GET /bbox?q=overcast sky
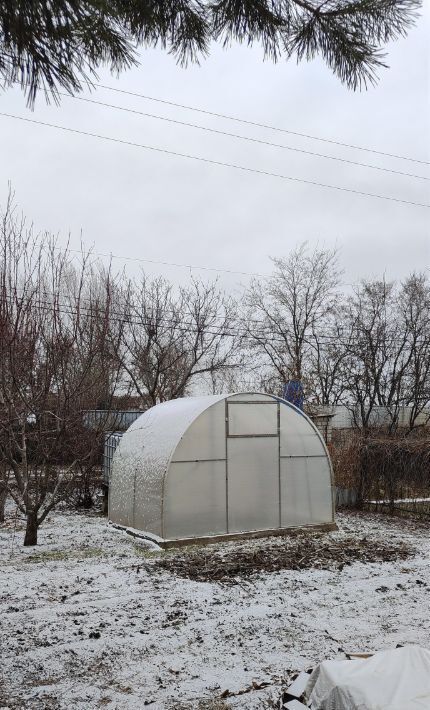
[0,6,429,295]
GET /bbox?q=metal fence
[84,410,144,432]
[326,405,430,430]
[103,432,123,485]
[335,486,358,507]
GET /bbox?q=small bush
[331,431,430,507]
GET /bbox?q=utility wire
[64,246,270,279]
[3,286,350,337]
[58,93,429,182]
[1,112,429,209]
[2,297,412,347]
[94,83,430,167]
[54,247,355,289]
[4,291,429,347]
[60,248,358,290]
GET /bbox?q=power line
[1,112,429,209]
[94,83,430,167]
[61,246,355,287]
[5,290,429,347]
[58,93,429,182]
[50,247,354,291]
[64,246,270,279]
[59,248,357,291]
[3,285,351,337]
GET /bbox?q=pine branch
[0,0,422,105]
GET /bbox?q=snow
[369,498,430,504]
[1,507,429,709]
[120,393,226,473]
[109,394,226,534]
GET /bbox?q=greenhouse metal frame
[109,392,336,546]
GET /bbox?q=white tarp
[306,646,430,710]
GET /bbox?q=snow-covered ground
[1,506,429,709]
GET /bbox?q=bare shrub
[359,435,430,508]
[331,431,430,509]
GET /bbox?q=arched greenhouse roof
[109,392,335,545]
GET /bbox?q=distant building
[308,404,430,440]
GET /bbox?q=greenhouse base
[112,521,338,548]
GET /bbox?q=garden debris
[155,534,414,584]
[220,678,273,698]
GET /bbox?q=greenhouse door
[226,401,280,533]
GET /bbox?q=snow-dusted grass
[1,506,429,709]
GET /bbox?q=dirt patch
[155,534,415,584]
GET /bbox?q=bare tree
[0,194,124,544]
[341,279,394,428]
[118,275,239,406]
[306,309,353,407]
[398,273,430,431]
[244,243,341,394]
[0,460,8,523]
[240,251,428,429]
[209,356,280,396]
[341,273,430,432]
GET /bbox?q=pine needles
[0,0,422,105]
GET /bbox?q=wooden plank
[111,521,337,549]
[161,523,337,548]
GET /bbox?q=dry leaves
[155,534,414,584]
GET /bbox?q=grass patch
[24,546,105,563]
[131,539,209,558]
[132,544,160,559]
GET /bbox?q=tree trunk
[0,482,7,523]
[24,510,38,546]
[101,484,109,516]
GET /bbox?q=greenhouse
[108,392,335,545]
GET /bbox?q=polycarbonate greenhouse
[108,392,335,545]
